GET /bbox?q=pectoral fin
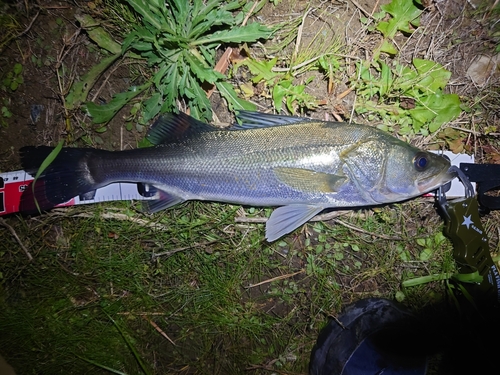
[266,204,325,242]
[274,167,347,193]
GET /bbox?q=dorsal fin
[233,111,312,130]
[146,112,217,145]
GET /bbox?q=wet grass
[0,199,458,374]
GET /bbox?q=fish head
[375,143,454,202]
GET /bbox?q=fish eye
[413,152,429,171]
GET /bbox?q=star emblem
[462,215,473,229]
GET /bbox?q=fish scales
[88,122,378,206]
[19,111,455,241]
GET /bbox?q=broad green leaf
[189,8,236,39]
[74,13,121,54]
[379,39,398,55]
[84,82,151,123]
[65,53,121,110]
[184,51,224,84]
[216,81,257,112]
[452,271,483,283]
[198,45,217,66]
[186,75,212,121]
[125,0,162,29]
[419,248,433,261]
[121,30,139,53]
[272,80,291,113]
[409,106,435,124]
[191,0,229,28]
[159,65,179,113]
[413,59,451,92]
[410,93,461,133]
[191,22,273,46]
[428,94,461,132]
[379,62,392,96]
[239,57,279,83]
[377,0,422,38]
[142,92,162,123]
[402,273,452,287]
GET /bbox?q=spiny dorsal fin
[147,112,217,145]
[233,111,313,130]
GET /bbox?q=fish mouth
[417,167,456,194]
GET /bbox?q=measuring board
[0,151,474,217]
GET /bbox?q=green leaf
[272,80,290,113]
[32,140,64,214]
[84,82,151,123]
[402,273,452,287]
[410,93,461,133]
[184,51,224,84]
[170,0,189,33]
[142,92,162,123]
[216,81,257,112]
[125,0,162,29]
[185,75,212,121]
[65,53,121,110]
[239,57,279,83]
[379,39,398,55]
[409,106,435,124]
[379,62,392,96]
[233,0,267,25]
[377,0,422,38]
[191,22,273,46]
[74,13,122,54]
[416,238,426,247]
[413,59,451,92]
[452,271,483,284]
[13,63,23,75]
[427,94,461,132]
[419,248,433,261]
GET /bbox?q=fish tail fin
[19,146,101,213]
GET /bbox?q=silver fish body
[20,111,454,241]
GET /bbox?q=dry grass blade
[245,270,304,289]
[0,217,33,261]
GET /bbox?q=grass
[0,200,456,374]
[1,0,500,374]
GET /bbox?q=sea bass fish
[20,111,454,241]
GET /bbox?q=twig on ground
[294,8,312,60]
[142,316,176,346]
[234,210,351,223]
[350,0,374,20]
[151,240,218,258]
[0,217,33,261]
[51,209,170,231]
[332,218,402,240]
[117,312,166,316]
[245,269,304,289]
[15,10,40,38]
